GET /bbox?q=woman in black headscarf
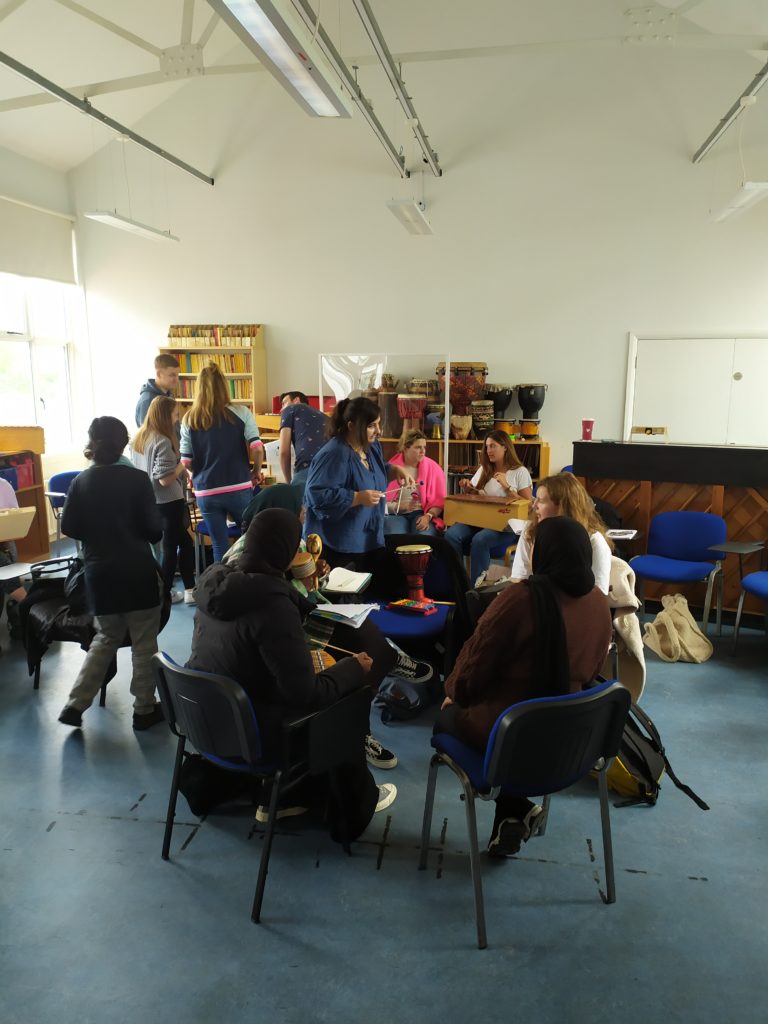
[187,507,396,829]
[436,516,612,856]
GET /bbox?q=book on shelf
[167,324,262,348]
[324,566,372,594]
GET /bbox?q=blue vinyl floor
[1,569,766,1024]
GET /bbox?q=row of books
[168,324,261,347]
[179,352,251,373]
[177,378,253,400]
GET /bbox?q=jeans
[158,499,195,590]
[290,467,310,492]
[383,512,438,537]
[66,605,160,715]
[196,489,252,563]
[444,523,514,585]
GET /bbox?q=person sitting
[436,517,612,857]
[303,396,411,574]
[278,391,328,491]
[187,507,397,830]
[444,430,533,584]
[510,473,613,594]
[0,475,28,642]
[135,354,180,427]
[383,429,446,537]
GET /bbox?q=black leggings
[157,500,195,591]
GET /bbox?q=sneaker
[375,783,397,813]
[487,804,544,858]
[58,705,83,728]
[386,639,434,683]
[254,804,308,823]
[183,589,196,605]
[365,734,398,769]
[132,703,166,731]
[170,590,184,604]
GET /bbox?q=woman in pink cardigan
[383,430,446,536]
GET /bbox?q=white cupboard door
[726,339,768,446]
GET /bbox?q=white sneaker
[170,590,184,604]
[375,783,397,813]
[184,589,196,605]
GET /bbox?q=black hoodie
[187,562,367,734]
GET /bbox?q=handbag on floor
[642,593,713,663]
[607,703,709,810]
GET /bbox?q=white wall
[0,143,71,214]
[68,32,768,469]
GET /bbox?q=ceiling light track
[692,59,768,164]
[290,0,408,177]
[350,0,441,177]
[0,49,214,185]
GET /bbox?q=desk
[0,561,32,581]
[443,494,530,530]
[709,540,765,581]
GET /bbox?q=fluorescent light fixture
[386,199,433,235]
[207,0,351,117]
[84,211,180,242]
[712,181,768,222]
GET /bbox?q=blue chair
[152,653,372,923]
[732,572,768,653]
[629,512,726,634]
[194,520,241,577]
[44,470,81,551]
[418,681,631,949]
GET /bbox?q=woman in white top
[445,430,533,584]
[511,473,613,594]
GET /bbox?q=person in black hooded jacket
[187,507,397,827]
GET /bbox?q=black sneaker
[132,703,166,731]
[254,804,308,823]
[487,804,544,858]
[58,705,83,728]
[365,734,398,769]
[386,640,434,683]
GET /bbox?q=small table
[0,561,32,581]
[443,494,530,531]
[708,540,765,580]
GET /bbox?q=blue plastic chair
[629,512,726,635]
[418,680,631,949]
[152,653,372,923]
[732,572,768,653]
[44,470,81,550]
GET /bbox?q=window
[0,272,79,451]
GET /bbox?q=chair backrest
[152,652,264,766]
[484,681,631,794]
[47,471,81,509]
[647,511,726,562]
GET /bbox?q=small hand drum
[391,543,437,615]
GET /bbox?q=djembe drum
[397,393,427,435]
[378,390,403,438]
[391,543,437,615]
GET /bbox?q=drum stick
[308,640,358,658]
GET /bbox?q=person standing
[135,354,180,427]
[131,396,196,604]
[57,417,165,731]
[180,363,264,563]
[279,391,328,490]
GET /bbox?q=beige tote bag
[643,594,713,664]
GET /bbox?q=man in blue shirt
[279,391,328,490]
[135,354,180,427]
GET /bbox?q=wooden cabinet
[0,425,50,562]
[161,324,268,415]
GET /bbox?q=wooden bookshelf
[0,425,50,562]
[161,324,268,414]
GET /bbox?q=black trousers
[433,703,534,822]
[157,500,195,591]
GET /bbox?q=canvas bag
[642,593,713,663]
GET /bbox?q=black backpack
[607,703,709,810]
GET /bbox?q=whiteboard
[625,336,768,447]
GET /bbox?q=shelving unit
[0,425,50,562]
[160,324,268,414]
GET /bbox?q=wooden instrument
[310,648,337,673]
[396,393,427,434]
[306,533,323,561]
[393,543,437,615]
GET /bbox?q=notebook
[324,566,372,594]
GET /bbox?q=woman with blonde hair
[445,430,533,583]
[510,472,613,593]
[180,363,264,563]
[383,429,446,536]
[131,396,195,603]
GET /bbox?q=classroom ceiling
[0,0,766,173]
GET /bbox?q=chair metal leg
[535,793,552,837]
[418,755,440,870]
[701,569,718,636]
[194,530,201,579]
[460,779,487,949]
[716,568,723,637]
[252,770,283,923]
[33,661,41,690]
[162,734,186,860]
[328,767,351,855]
[731,590,746,655]
[598,768,617,904]
[635,578,645,619]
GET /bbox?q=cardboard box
[443,494,530,530]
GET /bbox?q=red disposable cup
[581,419,595,441]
